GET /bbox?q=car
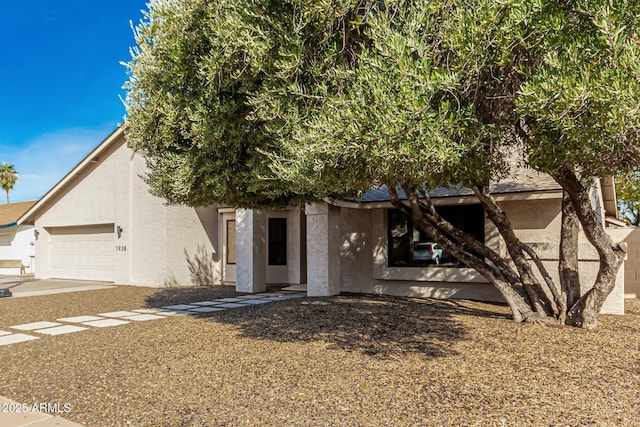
[412,242,443,264]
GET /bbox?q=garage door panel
[50,224,114,282]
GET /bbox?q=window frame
[387,205,485,268]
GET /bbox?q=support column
[305,202,341,296]
[236,209,267,293]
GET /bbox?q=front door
[222,213,236,283]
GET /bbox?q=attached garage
[17,127,222,287]
[49,224,115,282]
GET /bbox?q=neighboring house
[17,127,629,314]
[0,200,37,274]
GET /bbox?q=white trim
[216,207,236,214]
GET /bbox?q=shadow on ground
[144,284,239,307]
[145,288,510,359]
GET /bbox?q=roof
[18,126,124,225]
[0,200,38,228]
[358,167,562,203]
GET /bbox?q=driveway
[0,278,115,298]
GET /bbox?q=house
[17,126,629,314]
[0,200,37,274]
[17,127,306,289]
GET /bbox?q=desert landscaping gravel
[0,285,638,426]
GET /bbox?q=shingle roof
[0,201,38,227]
[359,165,561,203]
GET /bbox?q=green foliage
[125,0,640,207]
[513,1,640,178]
[0,162,18,205]
[124,0,317,207]
[616,171,640,226]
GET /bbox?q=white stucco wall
[31,132,220,287]
[236,209,267,293]
[233,207,305,291]
[306,202,342,296]
[605,226,640,297]
[0,225,35,274]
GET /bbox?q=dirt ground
[0,285,638,426]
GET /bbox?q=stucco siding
[339,208,373,292]
[606,227,640,297]
[332,198,625,314]
[165,205,220,287]
[30,131,220,287]
[127,156,168,286]
[34,143,122,228]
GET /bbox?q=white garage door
[50,224,115,282]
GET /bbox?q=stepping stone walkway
[0,291,305,347]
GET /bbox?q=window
[388,204,485,267]
[268,218,287,265]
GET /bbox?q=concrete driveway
[0,278,115,298]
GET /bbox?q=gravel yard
[0,285,638,426]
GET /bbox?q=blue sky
[0,1,149,202]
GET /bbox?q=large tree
[124,0,640,328]
[616,171,640,226]
[0,162,19,204]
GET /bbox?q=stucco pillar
[236,209,267,293]
[305,202,341,296]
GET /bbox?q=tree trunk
[559,191,579,324]
[472,185,559,317]
[389,185,535,322]
[554,168,626,329]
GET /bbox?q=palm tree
[0,162,19,204]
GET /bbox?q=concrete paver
[57,316,104,323]
[190,301,223,306]
[215,303,249,308]
[273,294,306,300]
[131,308,171,314]
[97,311,139,318]
[162,304,200,310]
[10,322,62,331]
[121,314,166,321]
[239,299,273,305]
[0,334,39,346]
[261,296,291,301]
[80,319,130,328]
[33,326,88,336]
[154,310,192,316]
[188,307,224,313]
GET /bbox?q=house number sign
[116,245,127,252]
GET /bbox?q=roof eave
[327,189,564,209]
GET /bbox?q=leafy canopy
[124,0,640,208]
